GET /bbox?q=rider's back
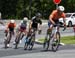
[50,10,65,21]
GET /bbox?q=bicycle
[4,30,14,48]
[14,31,24,49]
[24,28,36,50]
[43,24,66,52]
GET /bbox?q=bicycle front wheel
[43,34,50,50]
[52,32,60,52]
[29,35,35,50]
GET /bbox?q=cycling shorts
[48,20,59,28]
[19,26,26,32]
[9,27,14,32]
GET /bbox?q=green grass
[61,36,75,44]
[37,36,75,44]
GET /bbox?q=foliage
[0,0,75,19]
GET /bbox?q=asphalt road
[0,20,75,58]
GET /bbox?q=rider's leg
[7,32,12,47]
[4,32,8,40]
[8,32,11,43]
[14,31,20,43]
[47,21,53,34]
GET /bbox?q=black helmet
[36,13,42,17]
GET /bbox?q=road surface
[0,20,75,58]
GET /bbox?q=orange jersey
[50,10,66,21]
[7,23,16,28]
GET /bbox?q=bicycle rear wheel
[52,32,60,52]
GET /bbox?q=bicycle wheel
[4,39,8,48]
[29,35,35,50]
[24,36,29,50]
[52,32,60,52]
[43,34,50,50]
[4,33,10,49]
[15,33,21,49]
[24,42,28,50]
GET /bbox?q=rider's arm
[62,13,66,26]
[63,18,66,26]
[38,20,42,34]
[29,17,35,29]
[49,11,55,25]
[29,20,32,29]
[38,20,42,30]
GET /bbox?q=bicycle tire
[4,39,8,48]
[15,33,21,49]
[24,42,28,50]
[24,37,29,50]
[28,35,35,50]
[4,33,10,49]
[52,32,60,52]
[43,34,50,50]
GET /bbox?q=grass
[61,36,75,44]
[37,36,75,44]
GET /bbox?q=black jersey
[31,16,42,28]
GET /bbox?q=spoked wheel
[24,36,30,50]
[4,33,10,49]
[15,43,18,49]
[43,35,50,51]
[15,38,19,49]
[24,42,28,50]
[52,32,60,52]
[15,34,21,49]
[15,35,21,49]
[15,32,23,49]
[28,36,35,50]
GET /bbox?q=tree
[0,0,75,19]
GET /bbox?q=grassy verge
[37,36,75,44]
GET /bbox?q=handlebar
[54,24,66,31]
[54,24,62,27]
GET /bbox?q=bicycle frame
[53,25,60,39]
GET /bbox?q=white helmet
[10,20,15,23]
[23,17,28,23]
[58,6,65,12]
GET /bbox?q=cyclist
[48,6,66,43]
[5,20,16,47]
[25,13,42,47]
[29,13,42,33]
[13,17,28,44]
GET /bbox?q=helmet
[10,20,15,23]
[23,17,28,23]
[58,6,65,12]
[36,13,42,17]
